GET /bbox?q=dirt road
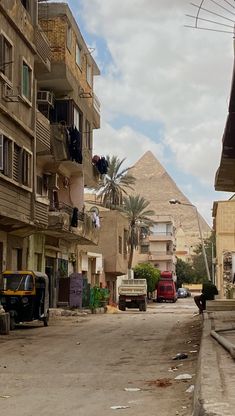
[0,298,201,416]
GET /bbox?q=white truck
[118,279,147,311]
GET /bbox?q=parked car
[185,288,191,297]
[177,288,188,298]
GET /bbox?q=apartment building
[135,215,176,277]
[0,1,101,307]
[82,199,129,303]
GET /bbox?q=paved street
[0,298,201,416]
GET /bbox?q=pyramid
[130,151,211,250]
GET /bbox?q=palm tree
[95,156,136,209]
[121,195,155,270]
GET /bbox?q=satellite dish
[89,206,99,215]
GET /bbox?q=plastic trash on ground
[175,373,192,380]
[172,353,188,360]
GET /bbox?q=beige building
[134,215,176,277]
[83,199,129,303]
[212,196,235,298]
[0,1,102,307]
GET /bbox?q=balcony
[36,110,51,154]
[93,93,101,129]
[149,232,174,242]
[47,203,99,245]
[148,251,174,261]
[34,26,51,73]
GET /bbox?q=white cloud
[79,0,233,186]
[53,0,235,222]
[93,122,164,167]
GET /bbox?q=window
[36,176,43,195]
[86,62,92,86]
[73,106,82,132]
[22,61,32,101]
[22,149,31,186]
[85,120,92,149]
[67,26,72,51]
[20,0,30,11]
[140,245,149,254]
[118,236,122,254]
[76,43,82,67]
[0,133,32,187]
[0,135,12,178]
[0,34,13,82]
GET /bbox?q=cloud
[93,122,164,167]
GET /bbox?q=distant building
[134,215,176,277]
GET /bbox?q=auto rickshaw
[0,270,49,330]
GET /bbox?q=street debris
[110,405,130,410]
[175,373,192,380]
[186,385,195,393]
[106,305,119,314]
[76,342,80,345]
[124,388,141,392]
[0,395,11,399]
[145,378,172,388]
[168,366,179,372]
[189,350,197,353]
[172,353,188,360]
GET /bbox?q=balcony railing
[36,110,51,153]
[35,26,51,72]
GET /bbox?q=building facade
[134,215,176,278]
[0,1,101,307]
[212,197,235,298]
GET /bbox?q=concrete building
[212,196,235,298]
[0,1,101,307]
[83,198,129,303]
[134,215,176,277]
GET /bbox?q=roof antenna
[185,0,235,35]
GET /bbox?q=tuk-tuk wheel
[10,317,15,330]
[43,313,49,327]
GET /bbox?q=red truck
[156,271,177,303]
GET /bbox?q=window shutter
[0,35,4,73]
[0,134,3,170]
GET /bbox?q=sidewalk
[193,310,235,416]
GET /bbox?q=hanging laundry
[68,126,83,164]
[96,156,109,174]
[71,207,78,227]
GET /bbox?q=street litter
[168,366,179,372]
[175,374,192,380]
[76,342,80,345]
[0,395,11,399]
[189,350,197,353]
[124,388,141,392]
[145,378,172,388]
[110,405,130,410]
[186,385,195,393]
[172,353,188,360]
[186,340,192,344]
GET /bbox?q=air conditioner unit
[3,84,20,101]
[37,90,54,107]
[48,173,59,190]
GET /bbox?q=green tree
[175,258,196,288]
[133,263,160,293]
[121,195,155,269]
[95,156,136,209]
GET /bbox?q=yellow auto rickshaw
[0,270,49,330]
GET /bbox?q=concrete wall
[214,200,235,297]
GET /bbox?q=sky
[52,0,235,224]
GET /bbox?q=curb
[193,312,235,416]
[49,307,106,318]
